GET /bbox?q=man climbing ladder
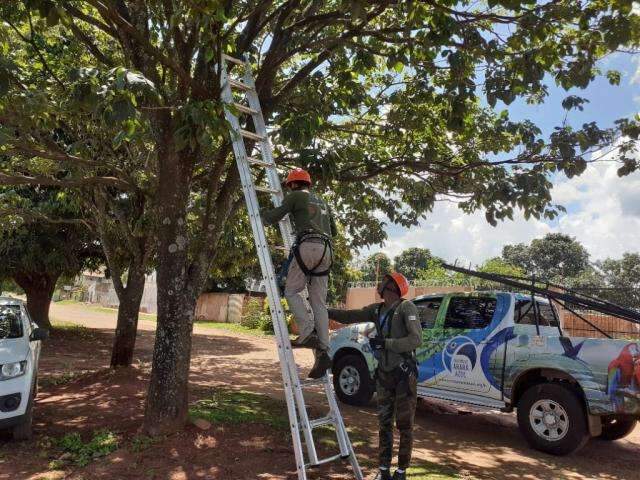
[262,167,336,379]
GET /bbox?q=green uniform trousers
[376,368,418,469]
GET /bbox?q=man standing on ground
[261,168,336,379]
[328,272,421,480]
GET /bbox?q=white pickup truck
[0,297,47,440]
[328,291,640,455]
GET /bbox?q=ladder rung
[240,129,265,141]
[233,102,259,115]
[306,453,344,468]
[247,156,274,167]
[222,53,244,65]
[229,79,253,91]
[309,415,334,429]
[255,186,279,194]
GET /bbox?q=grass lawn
[193,320,271,337]
[54,299,157,321]
[53,299,274,336]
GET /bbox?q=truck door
[414,297,444,386]
[430,295,510,400]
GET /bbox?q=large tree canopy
[393,247,435,280]
[0,0,639,434]
[502,232,591,279]
[360,252,393,282]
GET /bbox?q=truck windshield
[0,306,23,339]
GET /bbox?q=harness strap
[292,231,333,277]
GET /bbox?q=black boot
[308,351,332,379]
[392,470,406,480]
[291,333,320,350]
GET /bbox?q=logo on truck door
[443,336,477,378]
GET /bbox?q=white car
[0,297,47,440]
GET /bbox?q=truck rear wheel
[598,416,637,441]
[333,354,374,406]
[517,383,589,455]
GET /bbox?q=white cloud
[631,56,640,85]
[362,154,640,265]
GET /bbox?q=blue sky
[361,51,640,266]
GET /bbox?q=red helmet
[285,168,311,186]
[384,272,410,297]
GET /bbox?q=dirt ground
[1,302,639,480]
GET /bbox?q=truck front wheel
[333,354,374,406]
[598,416,637,441]
[517,383,589,455]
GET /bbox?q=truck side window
[444,297,496,329]
[515,300,559,327]
[414,298,442,329]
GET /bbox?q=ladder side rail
[223,55,364,478]
[322,377,364,480]
[241,64,296,251]
[222,62,318,466]
[238,61,320,463]
[221,69,308,478]
[321,376,350,457]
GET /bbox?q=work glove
[369,336,385,352]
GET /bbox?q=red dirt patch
[1,368,372,480]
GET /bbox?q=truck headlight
[0,361,27,380]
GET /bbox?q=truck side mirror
[30,327,49,342]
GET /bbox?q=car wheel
[333,354,374,406]
[517,383,589,456]
[598,416,637,441]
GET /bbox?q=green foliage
[0,0,637,254]
[0,187,103,306]
[190,389,288,429]
[502,233,590,280]
[592,253,640,308]
[240,297,292,334]
[360,253,393,282]
[416,258,458,285]
[478,257,525,278]
[394,248,436,280]
[57,430,119,467]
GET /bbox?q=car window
[23,305,35,328]
[515,300,559,327]
[444,297,496,330]
[414,298,442,329]
[0,306,24,339]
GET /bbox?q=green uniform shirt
[261,189,336,237]
[328,300,422,372]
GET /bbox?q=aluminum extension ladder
[220,54,364,480]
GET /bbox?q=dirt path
[32,303,640,479]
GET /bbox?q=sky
[360,51,640,266]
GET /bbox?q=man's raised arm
[327,305,375,325]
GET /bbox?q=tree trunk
[14,272,59,330]
[110,268,146,368]
[143,134,198,435]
